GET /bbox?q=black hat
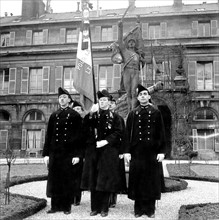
[58,87,73,102]
[109,95,116,103]
[72,100,83,109]
[97,89,110,99]
[136,84,150,96]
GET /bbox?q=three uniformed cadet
[81,89,123,217]
[124,84,166,218]
[43,87,83,215]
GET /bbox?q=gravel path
[10,180,219,220]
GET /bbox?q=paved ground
[10,180,219,220]
[7,159,219,220]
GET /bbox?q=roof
[0,3,218,27]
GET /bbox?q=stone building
[0,0,219,159]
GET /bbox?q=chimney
[22,0,45,19]
[76,2,80,12]
[173,0,183,7]
[129,0,135,9]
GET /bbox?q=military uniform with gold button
[43,87,83,214]
[124,84,166,218]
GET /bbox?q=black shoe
[47,209,56,214]
[109,204,116,208]
[90,211,99,216]
[64,210,71,215]
[101,211,108,217]
[147,213,155,218]
[134,213,142,218]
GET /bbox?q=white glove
[119,154,124,159]
[157,153,165,162]
[43,156,49,167]
[90,103,99,113]
[72,157,80,165]
[124,153,131,165]
[96,140,108,148]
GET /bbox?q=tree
[4,147,16,205]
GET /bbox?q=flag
[73,5,96,111]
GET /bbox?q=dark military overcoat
[42,107,83,198]
[125,104,166,200]
[81,109,123,193]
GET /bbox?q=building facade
[0,0,219,159]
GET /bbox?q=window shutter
[41,129,45,149]
[9,32,15,46]
[42,66,50,93]
[215,129,219,152]
[43,29,48,44]
[21,129,27,150]
[26,30,32,45]
[21,67,29,94]
[76,28,80,41]
[142,23,148,39]
[112,25,118,41]
[93,64,98,91]
[0,130,8,150]
[94,26,101,42]
[160,22,167,38]
[60,28,66,44]
[112,64,121,91]
[214,61,219,90]
[192,129,198,151]
[191,21,198,37]
[188,61,196,91]
[9,68,16,94]
[211,20,218,36]
[55,66,63,92]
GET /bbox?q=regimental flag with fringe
[73,2,96,111]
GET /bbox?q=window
[66,29,77,43]
[149,24,160,39]
[0,130,8,150]
[197,62,213,90]
[1,33,10,47]
[25,111,45,122]
[198,21,210,37]
[0,69,9,95]
[193,108,217,121]
[64,67,77,93]
[197,129,215,150]
[33,31,43,45]
[29,68,43,93]
[26,130,41,149]
[99,65,113,91]
[101,26,113,41]
[0,111,10,121]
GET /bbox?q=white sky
[0,0,217,17]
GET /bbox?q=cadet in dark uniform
[43,87,83,215]
[124,84,166,218]
[108,95,127,208]
[71,100,85,206]
[81,90,123,217]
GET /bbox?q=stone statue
[113,20,145,112]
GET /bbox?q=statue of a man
[117,20,145,112]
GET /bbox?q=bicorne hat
[58,87,73,102]
[97,89,110,99]
[136,84,150,96]
[72,100,83,109]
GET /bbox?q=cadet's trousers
[51,195,71,211]
[91,190,110,213]
[134,199,156,215]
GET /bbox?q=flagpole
[151,41,155,83]
[88,25,97,104]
